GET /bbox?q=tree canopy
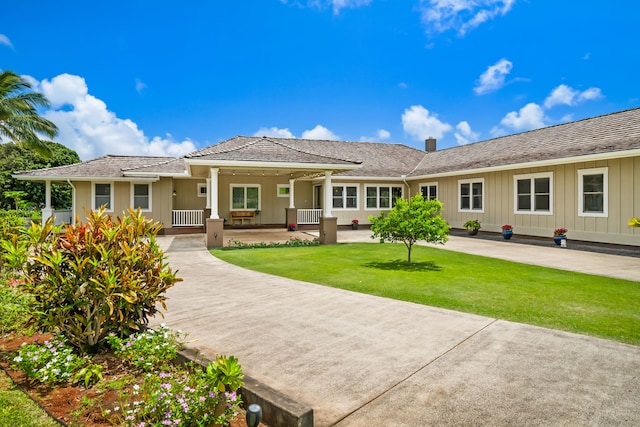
[369,195,451,263]
[0,70,58,158]
[0,141,80,209]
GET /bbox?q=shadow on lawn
[363,259,441,272]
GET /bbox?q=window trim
[578,167,608,217]
[197,183,207,198]
[92,182,114,212]
[277,184,290,198]
[419,182,439,200]
[458,178,484,213]
[364,184,403,210]
[130,182,152,212]
[513,172,553,215]
[332,184,359,210]
[229,184,261,211]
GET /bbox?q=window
[420,183,438,200]
[131,183,151,211]
[332,185,358,209]
[458,178,484,212]
[365,185,403,209]
[277,184,290,197]
[93,183,113,211]
[578,167,608,217]
[197,183,207,197]
[231,185,260,210]
[514,172,552,214]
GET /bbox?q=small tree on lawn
[369,195,450,263]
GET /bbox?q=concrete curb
[175,346,314,427]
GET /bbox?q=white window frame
[578,167,608,217]
[513,172,553,215]
[420,182,438,200]
[365,185,403,210]
[197,183,207,198]
[332,185,359,210]
[458,178,484,213]
[130,182,152,212]
[92,182,114,212]
[230,184,261,211]
[277,184,290,197]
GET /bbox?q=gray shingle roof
[13,155,176,179]
[409,108,640,177]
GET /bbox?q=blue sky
[1,0,638,160]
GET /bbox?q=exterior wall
[409,156,640,246]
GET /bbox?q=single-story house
[13,107,640,248]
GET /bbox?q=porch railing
[297,209,323,224]
[172,210,204,227]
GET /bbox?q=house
[13,108,640,248]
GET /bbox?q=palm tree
[0,70,58,158]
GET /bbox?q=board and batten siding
[410,155,640,246]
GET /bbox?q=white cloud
[360,129,391,142]
[419,0,515,36]
[253,127,295,138]
[301,124,340,140]
[543,84,603,108]
[398,82,408,89]
[135,78,147,94]
[0,34,13,48]
[500,102,546,131]
[32,73,196,160]
[474,58,512,95]
[454,121,479,145]
[402,105,453,141]
[284,0,371,14]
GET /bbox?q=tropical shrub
[18,208,181,353]
[369,195,451,263]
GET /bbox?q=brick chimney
[425,137,437,153]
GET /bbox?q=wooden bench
[230,210,256,225]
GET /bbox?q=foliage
[106,324,185,371]
[213,243,640,345]
[463,219,481,230]
[0,141,80,210]
[0,210,31,274]
[369,195,450,263]
[205,354,245,393]
[225,237,319,249]
[0,278,37,335]
[0,70,58,158]
[554,227,568,236]
[11,336,101,386]
[629,217,640,227]
[17,208,181,353]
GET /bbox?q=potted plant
[553,227,568,246]
[501,224,513,240]
[463,219,481,235]
[288,223,297,231]
[351,219,359,230]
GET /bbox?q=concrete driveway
[152,234,640,426]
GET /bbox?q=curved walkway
[152,233,640,426]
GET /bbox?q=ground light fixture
[246,403,262,427]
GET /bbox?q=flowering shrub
[501,224,513,231]
[106,324,185,371]
[288,223,297,230]
[11,336,100,386]
[554,227,568,236]
[352,219,359,224]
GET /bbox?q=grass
[0,369,59,427]
[213,242,640,345]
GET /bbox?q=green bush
[0,280,36,335]
[18,208,182,353]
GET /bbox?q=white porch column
[209,168,219,219]
[41,180,54,226]
[323,171,333,217]
[289,178,295,209]
[205,178,211,209]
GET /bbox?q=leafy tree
[0,70,58,157]
[369,195,451,263]
[0,141,80,209]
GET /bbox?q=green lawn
[212,243,640,345]
[0,370,59,427]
